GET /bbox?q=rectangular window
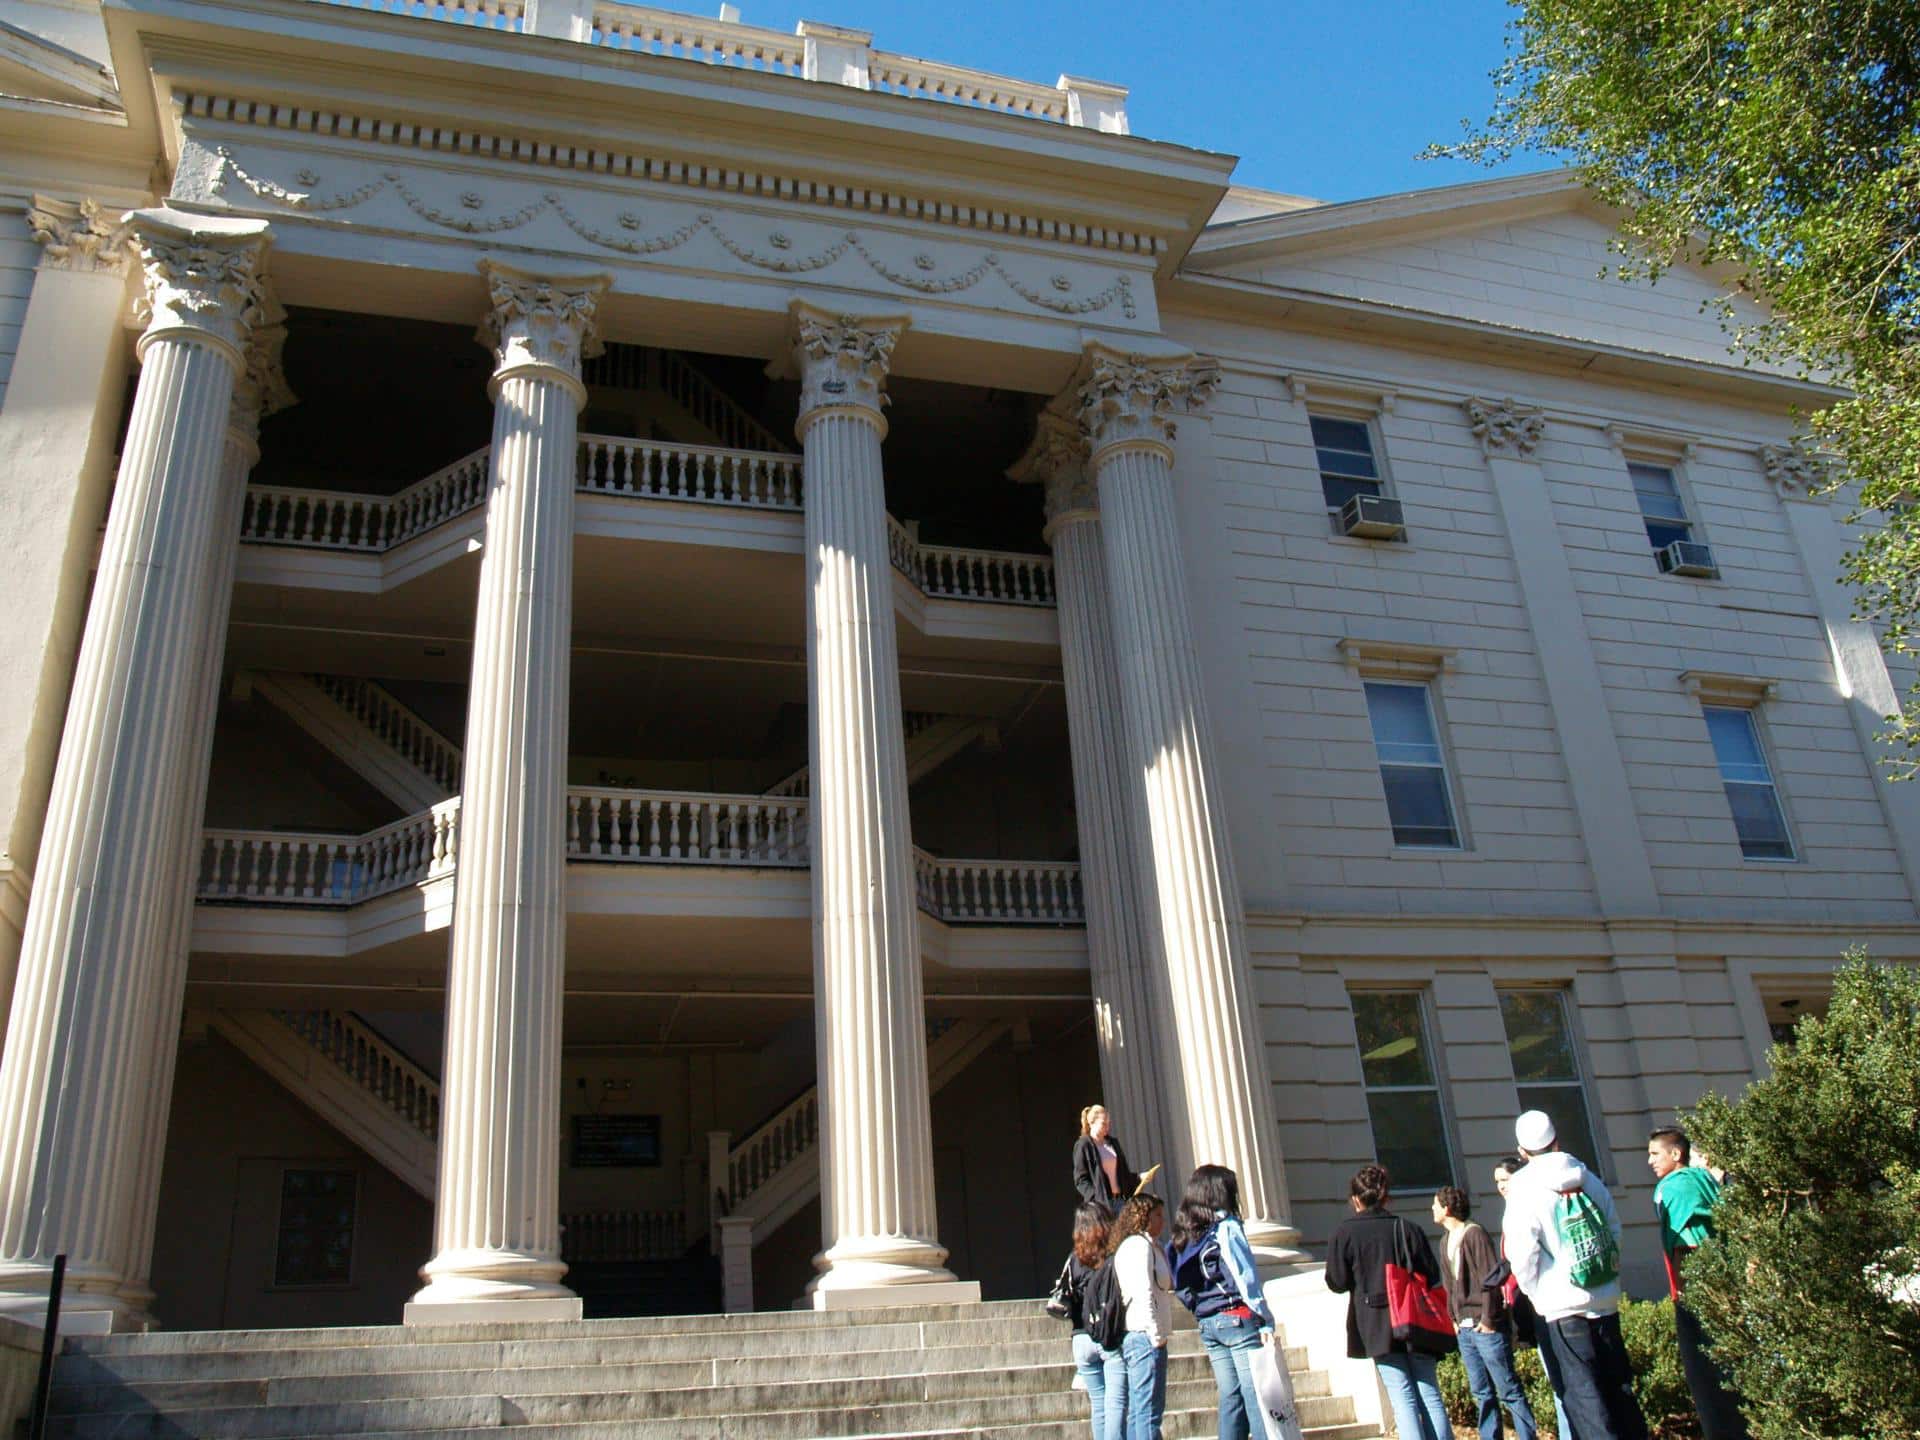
[1497,990,1602,1166]
[1703,706,1794,860]
[1362,681,1460,848]
[1629,462,1694,549]
[1350,991,1453,1189]
[1310,414,1383,511]
[274,1169,357,1287]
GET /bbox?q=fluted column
[1012,413,1170,1182]
[1078,344,1306,1267]
[790,302,970,1307]
[114,307,294,1320]
[407,261,607,1324]
[0,208,270,1324]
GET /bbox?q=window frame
[1358,676,1466,851]
[1494,986,1608,1179]
[1700,702,1798,863]
[1306,407,1394,523]
[271,1165,360,1291]
[1347,986,1459,1191]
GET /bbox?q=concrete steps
[51,1300,1380,1440]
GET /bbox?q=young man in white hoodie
[1506,1111,1649,1440]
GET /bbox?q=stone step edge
[318,1416,1379,1440]
[66,1301,1069,1354]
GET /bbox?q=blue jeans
[1547,1314,1648,1440]
[1374,1350,1450,1440]
[1459,1326,1538,1440]
[1073,1329,1128,1440]
[1121,1331,1168,1440]
[1198,1312,1266,1440]
[1535,1319,1578,1440]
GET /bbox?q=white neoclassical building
[0,0,1911,1362]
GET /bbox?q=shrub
[1437,1300,1694,1439]
[1683,955,1920,1440]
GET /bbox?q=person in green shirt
[1647,1128,1749,1440]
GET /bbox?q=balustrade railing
[198,793,1079,923]
[578,436,801,509]
[655,352,792,454]
[913,850,1084,924]
[887,515,1055,606]
[302,0,1119,129]
[724,1088,818,1211]
[197,798,460,904]
[567,788,808,865]
[561,1208,687,1263]
[311,674,463,792]
[239,449,490,553]
[274,1009,441,1139]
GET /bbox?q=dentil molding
[175,139,1143,324]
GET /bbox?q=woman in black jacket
[1071,1103,1139,1214]
[1324,1165,1452,1440]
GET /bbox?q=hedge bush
[1437,1299,1696,1439]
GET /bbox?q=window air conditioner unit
[1656,539,1719,578]
[1338,493,1406,540]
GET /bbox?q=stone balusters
[1012,412,1170,1180]
[407,261,608,1324]
[116,305,295,1318]
[1075,344,1306,1267]
[789,302,971,1307]
[0,209,272,1325]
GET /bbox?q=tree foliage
[1681,956,1920,1439]
[1433,2,1920,762]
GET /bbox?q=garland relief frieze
[173,138,1150,326]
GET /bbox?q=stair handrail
[655,350,794,455]
[308,674,464,792]
[723,1086,819,1213]
[272,1009,441,1140]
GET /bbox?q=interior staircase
[763,713,996,799]
[43,1303,1379,1440]
[249,673,461,812]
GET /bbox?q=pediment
[1189,180,1783,373]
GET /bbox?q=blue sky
[731,0,1562,201]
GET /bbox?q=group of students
[1057,1102,1748,1440]
[1325,1109,1748,1440]
[1056,1104,1288,1440]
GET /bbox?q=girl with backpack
[1109,1193,1172,1440]
[1169,1165,1278,1440]
[1062,1201,1127,1440]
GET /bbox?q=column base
[404,1296,583,1327]
[0,1261,152,1334]
[811,1280,981,1312]
[408,1246,576,1323]
[1244,1217,1316,1276]
[807,1234,959,1299]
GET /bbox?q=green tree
[1433,2,1920,763]
[1681,956,1920,1440]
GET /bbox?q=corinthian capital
[1075,345,1218,460]
[125,208,273,370]
[1009,410,1096,537]
[1464,397,1546,457]
[790,301,906,431]
[229,295,297,451]
[1759,439,1835,502]
[28,195,126,274]
[477,259,609,398]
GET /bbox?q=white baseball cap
[1515,1110,1557,1152]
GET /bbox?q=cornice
[1162,272,1845,410]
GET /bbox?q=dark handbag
[1045,1257,1073,1321]
[1384,1219,1456,1355]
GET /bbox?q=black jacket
[1325,1207,1443,1359]
[1065,1254,1100,1334]
[1443,1221,1507,1330]
[1072,1134,1139,1212]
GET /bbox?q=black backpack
[1080,1259,1126,1350]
